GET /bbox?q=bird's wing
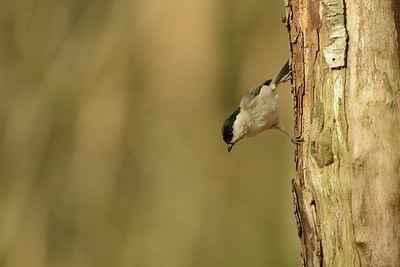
[240,79,271,108]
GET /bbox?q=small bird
[221,60,301,152]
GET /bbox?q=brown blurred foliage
[0,0,299,266]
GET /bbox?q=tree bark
[287,0,400,266]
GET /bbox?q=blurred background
[0,0,300,266]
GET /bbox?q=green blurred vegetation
[0,0,299,266]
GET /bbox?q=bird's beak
[227,143,234,153]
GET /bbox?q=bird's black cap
[222,107,240,144]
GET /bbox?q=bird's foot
[290,135,303,144]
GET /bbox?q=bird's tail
[269,60,290,90]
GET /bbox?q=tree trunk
[286,0,400,266]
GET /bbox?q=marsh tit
[221,60,301,152]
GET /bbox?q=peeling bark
[286,0,400,266]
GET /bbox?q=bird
[221,60,301,152]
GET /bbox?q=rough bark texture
[287,0,400,266]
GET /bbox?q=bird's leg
[276,126,302,144]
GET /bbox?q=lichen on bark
[320,0,347,68]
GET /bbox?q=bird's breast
[245,100,280,136]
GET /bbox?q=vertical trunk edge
[287,0,400,266]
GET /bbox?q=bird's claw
[290,135,303,144]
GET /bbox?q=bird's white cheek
[231,113,249,142]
